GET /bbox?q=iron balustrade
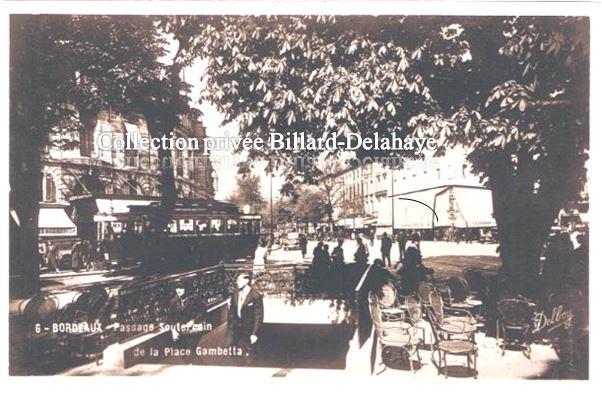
[116,265,228,339]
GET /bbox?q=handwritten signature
[533,304,574,335]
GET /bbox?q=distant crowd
[305,231,434,294]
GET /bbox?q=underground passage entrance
[117,263,368,371]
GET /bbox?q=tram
[114,198,262,269]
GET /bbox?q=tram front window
[167,220,178,234]
[196,219,209,234]
[252,219,261,234]
[240,219,252,235]
[179,218,194,233]
[133,221,144,234]
[227,218,239,233]
[210,218,225,233]
[112,222,123,234]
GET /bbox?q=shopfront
[376,185,497,238]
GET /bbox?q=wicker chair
[405,295,428,346]
[417,281,436,306]
[496,298,534,358]
[426,307,478,379]
[444,276,483,317]
[369,292,423,374]
[428,290,478,342]
[373,283,411,330]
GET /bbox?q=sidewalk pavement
[60,318,561,379]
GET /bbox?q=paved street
[269,239,500,275]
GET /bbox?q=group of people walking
[306,230,433,294]
[310,238,346,268]
[40,238,112,273]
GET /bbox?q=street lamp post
[391,168,395,234]
[269,172,274,247]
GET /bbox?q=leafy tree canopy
[196,16,589,291]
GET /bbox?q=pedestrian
[311,241,324,266]
[354,236,368,265]
[39,241,48,269]
[71,239,83,273]
[46,241,60,273]
[228,272,264,364]
[253,237,267,271]
[399,232,433,294]
[322,244,332,266]
[397,230,407,263]
[167,280,198,363]
[299,233,308,259]
[380,232,393,268]
[331,238,345,266]
[101,238,112,270]
[82,240,92,271]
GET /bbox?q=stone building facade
[41,108,215,205]
[328,149,483,224]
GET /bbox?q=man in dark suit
[380,232,393,268]
[167,280,197,364]
[228,272,264,359]
[354,236,368,265]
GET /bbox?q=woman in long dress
[253,237,267,271]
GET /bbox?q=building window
[174,139,184,177]
[188,150,196,180]
[124,122,140,167]
[43,175,56,202]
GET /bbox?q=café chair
[426,307,478,379]
[369,292,423,374]
[496,298,534,358]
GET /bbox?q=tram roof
[129,198,241,216]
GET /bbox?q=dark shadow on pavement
[161,322,355,370]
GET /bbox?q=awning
[38,207,77,236]
[377,187,447,229]
[376,185,497,229]
[336,217,370,229]
[364,218,378,226]
[434,187,496,228]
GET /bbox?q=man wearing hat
[228,272,264,360]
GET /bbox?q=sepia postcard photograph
[2,0,598,385]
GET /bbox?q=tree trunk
[488,151,569,297]
[10,115,43,298]
[10,18,47,297]
[143,42,185,232]
[327,212,335,233]
[144,114,178,231]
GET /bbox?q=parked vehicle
[38,236,77,271]
[282,232,301,250]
